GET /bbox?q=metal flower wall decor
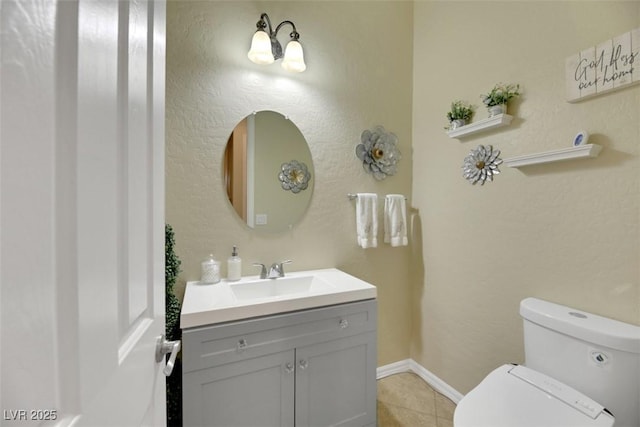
[279,160,311,193]
[356,126,401,181]
[462,145,503,185]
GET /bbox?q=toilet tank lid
[520,298,640,353]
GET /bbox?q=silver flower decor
[355,126,401,181]
[278,160,311,193]
[462,145,503,185]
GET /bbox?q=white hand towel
[384,194,408,247]
[356,193,378,249]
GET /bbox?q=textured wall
[412,1,640,394]
[166,1,414,366]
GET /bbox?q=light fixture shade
[281,40,306,72]
[248,30,274,65]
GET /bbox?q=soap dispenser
[227,245,242,281]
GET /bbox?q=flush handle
[590,350,609,366]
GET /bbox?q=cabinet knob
[299,359,308,370]
[339,319,349,329]
[285,362,295,374]
[237,338,248,352]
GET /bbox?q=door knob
[156,335,181,376]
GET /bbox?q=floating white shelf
[447,114,513,139]
[503,144,602,168]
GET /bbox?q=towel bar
[347,193,406,200]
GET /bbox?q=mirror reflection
[223,111,313,232]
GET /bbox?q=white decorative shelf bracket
[447,114,513,139]
[503,144,602,168]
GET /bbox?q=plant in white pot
[446,100,475,130]
[480,83,520,117]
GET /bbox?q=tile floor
[377,372,456,427]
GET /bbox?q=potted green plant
[446,100,475,130]
[480,83,520,117]
[165,224,182,426]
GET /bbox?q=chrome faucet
[254,260,292,279]
[267,260,292,279]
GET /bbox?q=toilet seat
[453,364,615,427]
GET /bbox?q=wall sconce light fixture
[247,13,306,73]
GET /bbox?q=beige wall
[412,1,640,394]
[166,1,414,366]
[167,0,640,395]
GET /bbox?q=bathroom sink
[180,268,377,327]
[230,275,334,300]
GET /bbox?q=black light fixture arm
[274,20,300,40]
[255,13,300,60]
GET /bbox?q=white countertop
[180,268,377,328]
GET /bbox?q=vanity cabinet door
[183,349,295,427]
[295,332,377,427]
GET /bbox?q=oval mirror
[223,111,314,232]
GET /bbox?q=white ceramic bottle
[227,245,242,281]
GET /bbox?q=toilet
[454,297,640,427]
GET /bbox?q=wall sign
[565,28,640,102]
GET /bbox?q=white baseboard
[377,359,464,404]
[376,359,412,379]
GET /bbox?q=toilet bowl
[453,298,640,427]
[454,364,614,427]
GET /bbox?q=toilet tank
[520,298,640,427]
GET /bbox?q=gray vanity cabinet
[182,299,377,427]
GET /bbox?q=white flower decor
[278,160,311,193]
[462,145,503,185]
[355,126,401,181]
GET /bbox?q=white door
[0,0,168,425]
